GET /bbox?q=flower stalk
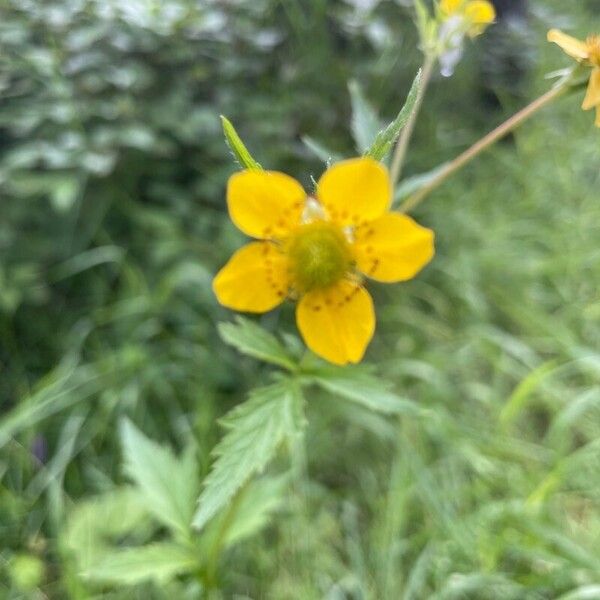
[400,81,569,213]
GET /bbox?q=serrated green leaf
[349,80,382,154]
[306,365,420,416]
[365,70,422,162]
[193,381,305,531]
[218,317,297,370]
[221,115,262,170]
[120,419,200,537]
[83,542,197,585]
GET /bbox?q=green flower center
[287,221,353,292]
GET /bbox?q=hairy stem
[390,54,436,187]
[400,83,568,212]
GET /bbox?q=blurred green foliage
[1,0,600,598]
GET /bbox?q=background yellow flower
[439,0,496,37]
[548,29,600,127]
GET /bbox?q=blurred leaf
[202,475,289,552]
[7,171,82,212]
[0,355,102,449]
[365,70,422,161]
[193,380,305,531]
[349,80,382,154]
[221,115,262,170]
[404,544,434,600]
[222,475,287,547]
[301,135,343,165]
[499,361,559,427]
[27,413,85,506]
[51,246,125,281]
[394,163,448,206]
[120,419,200,538]
[557,586,600,600]
[432,572,525,599]
[305,365,420,416]
[64,487,149,572]
[218,317,297,370]
[83,542,197,585]
[546,387,600,446]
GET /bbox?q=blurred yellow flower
[548,29,600,127]
[439,0,496,37]
[213,158,435,365]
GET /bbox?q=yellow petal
[582,68,600,110]
[353,213,435,283]
[296,280,375,365]
[465,1,495,24]
[227,170,306,239]
[440,0,462,15]
[547,29,589,61]
[317,158,391,227]
[213,242,290,313]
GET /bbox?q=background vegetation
[1,0,599,598]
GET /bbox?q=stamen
[301,197,326,224]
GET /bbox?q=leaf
[83,542,197,585]
[301,135,342,165]
[120,419,200,537]
[556,586,600,600]
[7,171,82,212]
[201,475,289,553]
[0,355,103,450]
[433,572,525,599]
[365,70,422,162]
[64,487,150,572]
[193,381,305,531]
[306,365,420,416]
[499,360,559,427]
[218,317,297,370]
[27,413,86,504]
[51,246,125,281]
[394,163,449,206]
[221,115,262,170]
[404,544,435,600]
[221,475,288,548]
[348,80,382,154]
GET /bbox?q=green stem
[289,432,314,588]
[204,485,247,589]
[400,82,568,213]
[390,54,436,188]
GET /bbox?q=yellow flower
[213,158,435,365]
[548,29,600,127]
[439,0,496,37]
